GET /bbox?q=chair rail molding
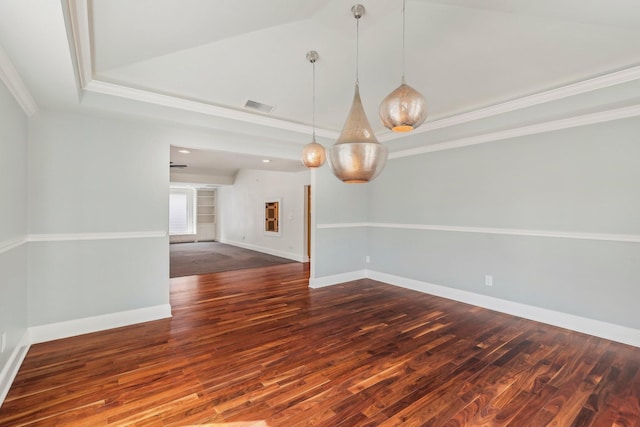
[316,222,640,244]
[0,237,28,254]
[27,231,167,242]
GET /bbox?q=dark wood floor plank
[1,262,639,426]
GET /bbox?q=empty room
[0,0,639,425]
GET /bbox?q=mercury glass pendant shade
[329,84,388,183]
[328,4,388,184]
[379,78,427,132]
[302,139,326,168]
[301,50,326,168]
[379,0,427,132]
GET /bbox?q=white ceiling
[169,145,307,177]
[0,0,639,175]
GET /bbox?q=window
[169,188,195,235]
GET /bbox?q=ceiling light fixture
[379,0,427,132]
[262,159,271,163]
[178,149,191,154]
[328,4,388,183]
[301,50,326,168]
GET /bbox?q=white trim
[389,104,640,159]
[0,331,30,408]
[309,270,368,289]
[366,270,640,349]
[0,43,38,116]
[309,268,640,347]
[220,239,306,262]
[85,80,339,139]
[0,237,27,254]
[65,0,92,88]
[380,65,640,142]
[27,231,167,242]
[309,170,318,279]
[316,222,640,244]
[66,0,640,142]
[316,222,368,229]
[28,304,172,344]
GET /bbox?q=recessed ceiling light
[262,159,271,163]
[178,149,191,154]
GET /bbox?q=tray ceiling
[1,0,639,174]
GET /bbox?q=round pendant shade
[301,140,326,168]
[379,82,427,132]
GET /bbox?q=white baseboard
[28,304,172,344]
[220,239,306,262]
[310,269,640,348]
[0,331,31,408]
[0,305,172,407]
[309,270,367,288]
[366,270,640,349]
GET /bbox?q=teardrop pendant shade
[379,82,427,132]
[329,84,388,183]
[301,139,326,168]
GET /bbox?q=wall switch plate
[1,331,6,353]
[485,275,493,287]
[365,256,371,264]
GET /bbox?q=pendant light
[301,51,326,168]
[328,4,388,183]
[379,0,427,132]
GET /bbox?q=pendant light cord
[355,17,360,85]
[401,0,406,84]
[312,59,316,141]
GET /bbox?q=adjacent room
[1,0,639,425]
[168,146,307,277]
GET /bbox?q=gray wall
[313,164,369,277]
[367,117,640,329]
[28,112,170,325]
[0,80,28,375]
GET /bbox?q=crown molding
[389,104,640,159]
[85,80,339,139]
[66,0,640,141]
[66,0,339,139]
[65,0,92,89]
[0,43,38,116]
[379,65,640,142]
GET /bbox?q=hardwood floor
[1,263,639,426]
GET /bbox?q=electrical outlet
[365,255,371,264]
[1,331,6,353]
[485,275,493,287]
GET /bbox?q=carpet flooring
[169,241,298,277]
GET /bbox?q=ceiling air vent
[244,100,274,114]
